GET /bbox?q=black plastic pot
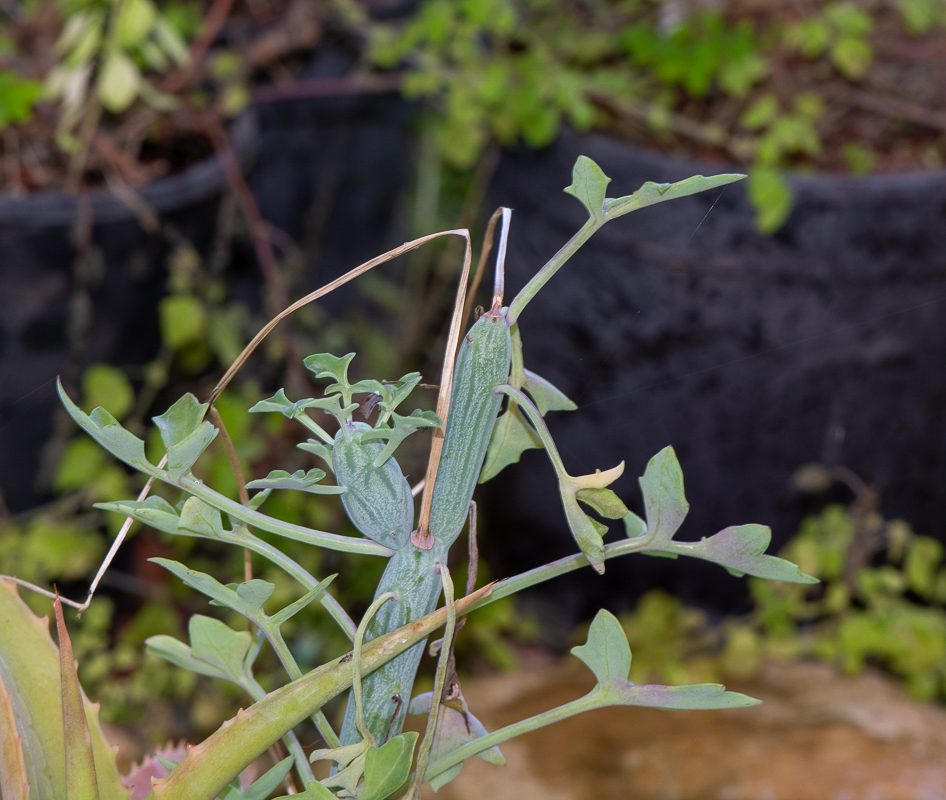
[250,54,414,308]
[0,114,257,512]
[485,131,946,622]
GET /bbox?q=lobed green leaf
[603,173,746,220]
[480,404,542,483]
[145,636,230,682]
[564,155,611,220]
[58,380,151,472]
[245,469,345,496]
[572,610,760,709]
[188,616,253,685]
[672,525,818,583]
[178,497,227,539]
[571,609,632,690]
[639,446,689,544]
[521,369,577,415]
[95,496,182,537]
[152,395,218,480]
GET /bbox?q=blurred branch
[251,73,402,103]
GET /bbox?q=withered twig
[161,0,235,94]
[209,406,253,583]
[205,119,307,398]
[839,85,946,134]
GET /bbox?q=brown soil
[426,659,946,800]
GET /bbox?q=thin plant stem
[424,694,596,783]
[507,218,598,325]
[219,526,357,641]
[405,565,456,799]
[461,208,503,330]
[177,475,393,557]
[466,534,660,613]
[493,385,568,475]
[352,593,397,746]
[209,406,253,582]
[256,618,340,748]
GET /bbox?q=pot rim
[579,132,946,204]
[0,112,257,229]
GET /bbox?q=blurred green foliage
[612,466,946,703]
[0,69,43,129]
[370,0,946,232]
[750,503,946,700]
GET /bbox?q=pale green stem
[220,527,357,641]
[405,565,456,800]
[508,325,526,387]
[507,219,598,325]
[179,475,394,557]
[353,593,398,746]
[294,412,334,444]
[243,675,317,786]
[260,622,341,749]
[468,534,657,612]
[493,385,568,475]
[425,692,599,783]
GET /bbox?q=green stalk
[424,694,597,783]
[353,593,398,745]
[249,613,342,748]
[466,536,657,611]
[243,675,316,786]
[179,476,394,557]
[507,219,598,325]
[219,526,357,641]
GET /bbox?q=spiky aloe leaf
[0,666,29,800]
[0,579,128,800]
[55,597,100,800]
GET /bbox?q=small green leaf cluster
[45,0,191,150]
[751,503,946,701]
[0,69,42,129]
[783,1,875,79]
[621,14,768,99]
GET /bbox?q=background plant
[0,0,324,191]
[365,0,946,232]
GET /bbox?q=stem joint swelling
[0,156,819,800]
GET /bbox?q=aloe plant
[0,156,814,800]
